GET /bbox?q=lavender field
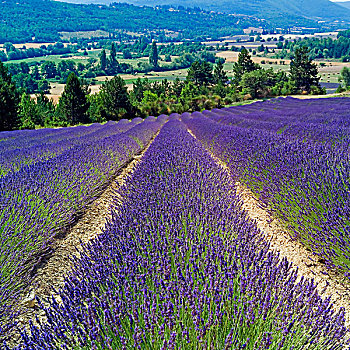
[2,98,350,349]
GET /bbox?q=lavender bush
[183,97,350,280]
[0,118,162,339]
[0,119,143,177]
[13,120,348,349]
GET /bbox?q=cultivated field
[43,50,346,101]
[2,97,350,349]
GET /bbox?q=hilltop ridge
[54,0,350,27]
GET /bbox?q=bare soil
[236,182,350,326]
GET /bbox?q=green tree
[0,61,20,131]
[41,61,57,79]
[213,60,228,85]
[57,60,77,80]
[149,41,159,69]
[100,76,131,120]
[31,65,41,80]
[339,67,350,88]
[87,93,106,123]
[132,77,149,101]
[171,77,184,97]
[110,42,117,62]
[0,51,7,62]
[186,61,213,86]
[108,43,120,75]
[20,62,30,74]
[38,79,51,94]
[200,51,216,63]
[180,81,199,100]
[36,92,56,126]
[59,73,90,125]
[241,68,277,98]
[122,49,132,59]
[290,46,320,93]
[13,73,37,93]
[18,93,39,129]
[232,48,259,84]
[140,90,160,116]
[100,49,107,71]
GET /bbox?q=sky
[54,0,350,3]
[53,0,350,2]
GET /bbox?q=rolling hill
[124,0,350,23]
[0,0,262,43]
[55,0,350,26]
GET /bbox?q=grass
[5,48,105,65]
[6,52,92,65]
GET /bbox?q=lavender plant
[0,119,143,177]
[13,120,348,349]
[183,97,350,281]
[0,118,162,340]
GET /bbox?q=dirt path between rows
[9,130,160,348]
[187,128,350,328]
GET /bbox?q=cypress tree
[108,43,120,75]
[100,49,107,71]
[149,41,159,69]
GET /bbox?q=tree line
[0,46,324,131]
[4,41,219,95]
[275,30,350,62]
[0,0,261,44]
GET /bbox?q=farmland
[1,96,350,348]
[5,47,347,102]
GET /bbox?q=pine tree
[59,73,90,125]
[100,76,131,120]
[36,92,55,126]
[186,61,213,86]
[0,61,20,131]
[132,77,148,101]
[290,46,320,93]
[149,41,159,69]
[213,60,228,85]
[232,48,259,84]
[18,93,39,129]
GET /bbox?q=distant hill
[0,0,263,43]
[123,0,350,23]
[53,0,350,27]
[335,1,350,10]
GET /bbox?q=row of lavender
[183,97,350,280]
[0,116,165,339]
[206,97,350,143]
[12,119,347,349]
[0,118,145,177]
